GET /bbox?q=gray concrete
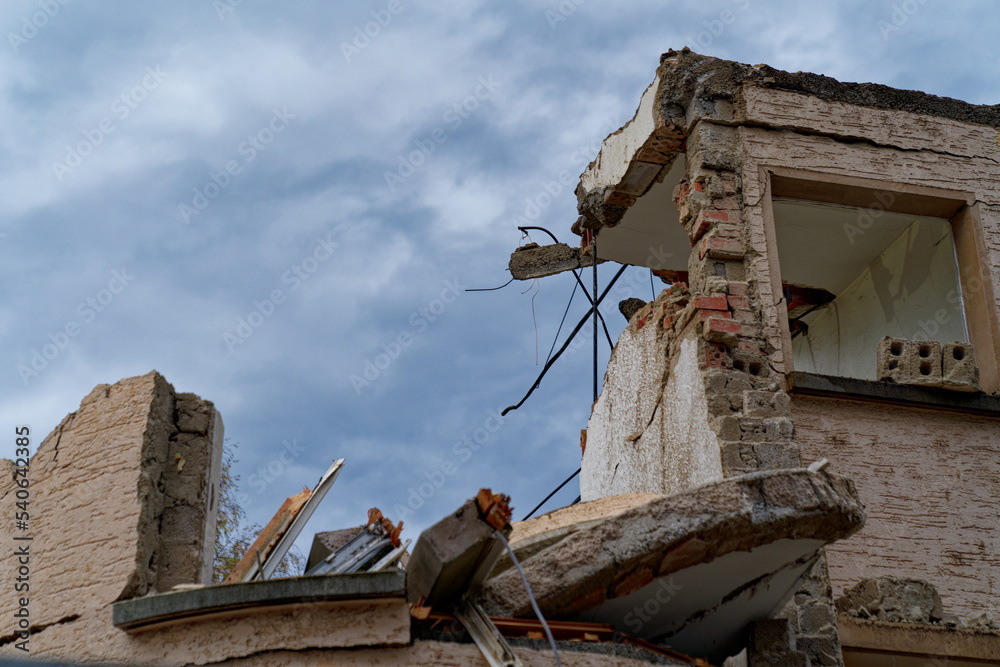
[407,498,505,608]
[480,468,865,661]
[112,571,405,631]
[835,576,950,625]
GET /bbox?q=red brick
[707,317,742,336]
[635,315,649,330]
[694,295,729,311]
[693,181,704,192]
[706,317,741,347]
[702,209,730,223]
[728,295,750,309]
[705,341,730,369]
[729,282,750,297]
[687,213,712,244]
[722,178,738,194]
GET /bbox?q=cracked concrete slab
[479,468,864,662]
[509,242,602,280]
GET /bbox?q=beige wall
[583,326,722,500]
[792,394,1000,622]
[0,372,223,663]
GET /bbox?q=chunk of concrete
[877,337,943,387]
[835,576,946,624]
[479,468,865,662]
[407,497,509,609]
[509,242,581,280]
[490,493,663,578]
[619,298,648,322]
[942,341,981,392]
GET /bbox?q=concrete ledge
[789,371,1000,415]
[480,468,865,661]
[838,615,1000,663]
[113,571,405,631]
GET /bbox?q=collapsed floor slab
[479,468,864,662]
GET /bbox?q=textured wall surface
[0,371,224,662]
[792,394,1000,622]
[583,326,723,500]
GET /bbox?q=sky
[4,0,1000,565]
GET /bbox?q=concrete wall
[582,309,723,500]
[792,394,1000,622]
[0,372,223,662]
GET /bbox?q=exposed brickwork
[670,124,841,666]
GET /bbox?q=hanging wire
[592,236,598,404]
[466,276,515,292]
[522,468,581,521]
[521,279,541,364]
[501,264,627,416]
[516,225,613,350]
[494,530,562,667]
[546,281,578,365]
[649,268,656,300]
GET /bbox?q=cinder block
[876,337,942,387]
[942,341,981,392]
[742,390,791,418]
[750,618,794,656]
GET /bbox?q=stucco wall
[791,394,1000,622]
[582,327,722,500]
[0,372,223,662]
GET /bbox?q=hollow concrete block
[942,341,981,392]
[877,337,942,387]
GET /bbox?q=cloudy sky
[4,0,1000,561]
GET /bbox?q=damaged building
[2,49,999,665]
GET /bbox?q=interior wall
[790,217,967,380]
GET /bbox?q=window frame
[758,168,1000,394]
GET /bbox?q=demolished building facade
[1,50,998,666]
